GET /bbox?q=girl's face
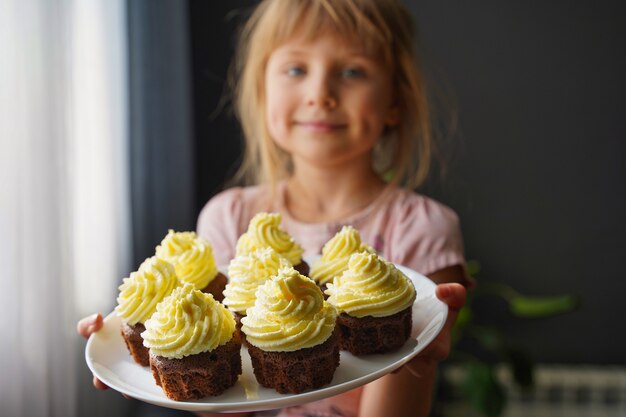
[264,32,398,170]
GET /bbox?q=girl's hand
[77,313,109,390]
[403,283,466,377]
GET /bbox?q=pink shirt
[197,182,466,275]
[196,182,467,417]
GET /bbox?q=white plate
[85,260,447,412]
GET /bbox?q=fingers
[93,375,109,390]
[77,313,103,338]
[83,315,133,399]
[81,315,110,391]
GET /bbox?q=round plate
[85,261,447,412]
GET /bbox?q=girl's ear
[385,105,400,127]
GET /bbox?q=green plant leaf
[509,294,580,318]
[462,362,506,417]
[467,325,502,352]
[466,259,481,277]
[451,305,473,345]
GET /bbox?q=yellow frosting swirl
[310,225,374,286]
[235,213,303,266]
[223,247,291,314]
[115,256,179,325]
[241,267,337,352]
[325,252,416,318]
[155,229,218,290]
[141,283,236,359]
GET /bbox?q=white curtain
[0,1,130,416]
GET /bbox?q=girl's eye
[342,67,365,79]
[286,66,305,77]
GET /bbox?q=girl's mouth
[296,121,347,133]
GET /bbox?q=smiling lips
[296,121,347,133]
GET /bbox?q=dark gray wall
[408,1,626,364]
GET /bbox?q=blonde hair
[230,0,432,189]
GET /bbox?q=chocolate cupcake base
[149,340,242,401]
[120,321,149,366]
[337,307,413,355]
[233,312,246,345]
[246,328,339,394]
[293,261,310,277]
[200,272,228,302]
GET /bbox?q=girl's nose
[316,96,337,109]
[306,75,338,110]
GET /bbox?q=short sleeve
[388,193,467,279]
[196,188,248,266]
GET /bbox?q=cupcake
[115,256,179,366]
[222,247,290,341]
[309,225,375,292]
[236,212,309,276]
[155,229,227,301]
[325,252,416,355]
[142,283,241,400]
[241,267,339,394]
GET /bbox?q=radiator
[439,364,626,417]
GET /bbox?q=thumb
[435,283,466,320]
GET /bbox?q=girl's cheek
[266,109,286,141]
[266,110,278,137]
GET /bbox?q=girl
[79,1,470,416]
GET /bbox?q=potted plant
[434,261,580,417]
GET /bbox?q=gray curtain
[128,0,196,267]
